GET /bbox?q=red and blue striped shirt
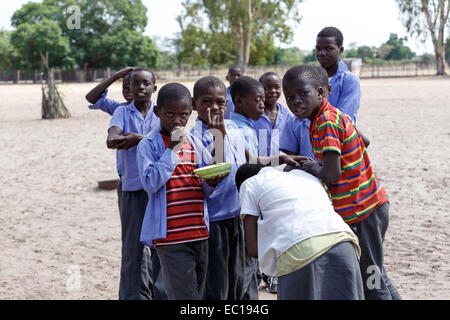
[153,135,209,246]
[309,99,388,224]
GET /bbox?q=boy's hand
[299,160,322,177]
[168,126,186,152]
[279,154,313,167]
[111,132,144,150]
[116,66,134,78]
[204,171,230,187]
[206,108,226,138]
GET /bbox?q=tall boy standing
[282,65,401,300]
[107,68,164,300]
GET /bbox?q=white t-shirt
[239,167,353,276]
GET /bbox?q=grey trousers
[350,202,402,300]
[156,240,209,300]
[118,188,166,300]
[204,217,245,300]
[278,241,364,300]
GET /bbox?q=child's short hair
[230,76,263,101]
[282,65,323,89]
[156,83,191,109]
[130,67,156,84]
[228,65,242,74]
[193,76,226,99]
[317,27,344,47]
[258,71,279,83]
[315,66,329,88]
[235,163,266,192]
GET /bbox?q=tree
[273,47,304,66]
[178,0,302,72]
[396,0,450,75]
[10,19,72,119]
[384,33,416,60]
[11,0,159,80]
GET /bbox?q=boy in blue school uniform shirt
[190,76,247,300]
[107,67,165,300]
[253,72,292,158]
[224,65,243,119]
[136,83,229,300]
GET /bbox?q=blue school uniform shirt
[109,100,160,191]
[279,117,316,160]
[89,90,128,176]
[137,124,215,246]
[328,60,362,124]
[224,87,235,119]
[231,112,259,156]
[251,103,293,157]
[190,118,247,221]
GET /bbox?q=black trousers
[350,202,402,300]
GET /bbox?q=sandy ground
[0,76,449,300]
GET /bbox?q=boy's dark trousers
[204,217,245,300]
[155,239,208,300]
[118,189,166,300]
[350,202,402,300]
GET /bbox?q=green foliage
[177,0,302,69]
[383,33,416,60]
[273,47,304,66]
[10,19,72,71]
[10,0,159,75]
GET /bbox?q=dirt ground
[0,76,449,300]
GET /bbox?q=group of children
[86,26,401,300]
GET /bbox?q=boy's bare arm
[300,151,341,184]
[107,126,144,150]
[85,67,134,104]
[242,215,258,258]
[358,130,370,148]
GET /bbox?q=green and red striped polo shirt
[309,99,388,224]
[153,135,209,247]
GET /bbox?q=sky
[0,0,434,55]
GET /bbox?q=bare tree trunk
[40,52,71,119]
[421,0,449,75]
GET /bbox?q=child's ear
[153,106,160,117]
[339,46,344,55]
[153,85,157,93]
[318,87,324,98]
[192,97,197,111]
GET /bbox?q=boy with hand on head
[282,65,401,300]
[236,163,364,300]
[316,26,361,124]
[136,82,228,300]
[107,67,165,300]
[190,76,247,300]
[225,65,243,119]
[252,72,293,158]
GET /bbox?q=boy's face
[315,37,343,70]
[193,86,227,123]
[122,74,133,103]
[130,71,157,104]
[235,86,265,121]
[154,99,192,135]
[226,68,242,86]
[260,74,281,106]
[283,78,324,121]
